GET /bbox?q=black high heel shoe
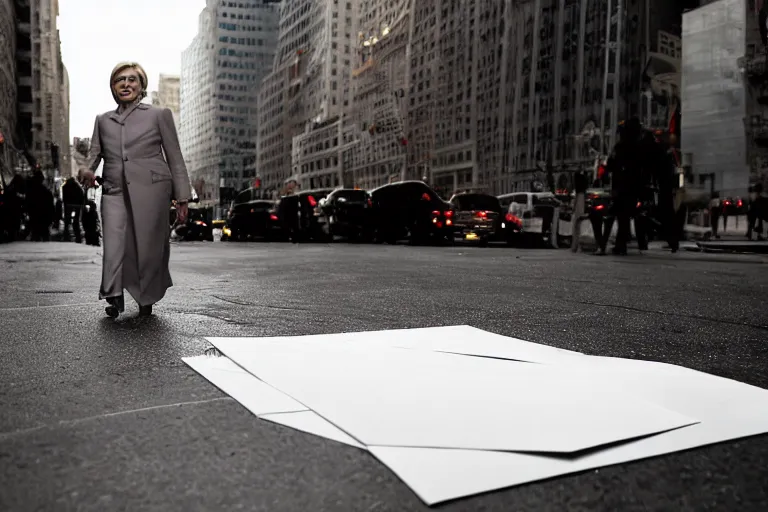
[105,294,125,318]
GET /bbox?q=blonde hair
[110,62,148,104]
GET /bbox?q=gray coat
[88,102,191,307]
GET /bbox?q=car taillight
[269,213,278,221]
[367,198,373,207]
[195,220,207,227]
[444,210,453,218]
[505,213,522,225]
[476,210,487,218]
[308,195,317,207]
[636,201,642,208]
[737,199,743,208]
[595,204,605,211]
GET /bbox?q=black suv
[318,188,375,241]
[370,181,454,244]
[448,192,504,245]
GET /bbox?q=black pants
[747,208,764,239]
[657,193,679,251]
[589,212,611,253]
[64,204,82,243]
[29,220,51,241]
[610,198,634,253]
[710,211,720,237]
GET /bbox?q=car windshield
[334,190,368,202]
[247,201,273,211]
[455,194,500,211]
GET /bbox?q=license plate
[465,232,479,240]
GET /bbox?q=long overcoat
[87,102,191,306]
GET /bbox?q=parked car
[222,199,281,241]
[318,188,374,241]
[370,181,454,245]
[276,188,335,242]
[498,192,562,246]
[448,192,504,245]
[173,205,214,242]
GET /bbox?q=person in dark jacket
[604,118,645,255]
[25,170,55,242]
[2,174,25,241]
[62,176,85,243]
[570,170,589,252]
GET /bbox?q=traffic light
[253,177,261,189]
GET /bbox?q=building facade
[682,0,750,197]
[256,0,358,194]
[181,0,280,210]
[0,0,17,183]
[181,3,216,205]
[151,73,181,128]
[340,0,409,191]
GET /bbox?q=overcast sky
[59,0,206,140]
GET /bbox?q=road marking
[0,302,101,312]
[0,397,234,440]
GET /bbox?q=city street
[1,240,767,511]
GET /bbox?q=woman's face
[112,67,142,103]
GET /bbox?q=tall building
[14,0,34,170]
[290,0,358,190]
[181,3,216,206]
[180,0,280,211]
[4,0,69,181]
[0,0,17,184]
[257,0,358,194]
[340,0,409,191]
[683,0,759,197]
[30,0,70,182]
[151,73,181,128]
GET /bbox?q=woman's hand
[176,201,189,225]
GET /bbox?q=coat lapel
[109,102,148,125]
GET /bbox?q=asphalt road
[1,240,767,512]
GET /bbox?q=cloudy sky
[59,0,206,139]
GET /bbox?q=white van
[497,192,562,243]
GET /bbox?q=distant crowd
[0,170,101,245]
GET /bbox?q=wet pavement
[1,240,767,511]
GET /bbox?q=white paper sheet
[193,327,768,506]
[207,325,585,365]
[261,411,366,449]
[184,355,365,449]
[183,355,307,415]
[369,356,768,504]
[208,339,697,453]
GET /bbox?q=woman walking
[87,62,191,318]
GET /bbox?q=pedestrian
[605,118,645,255]
[87,61,192,318]
[62,176,85,243]
[708,192,721,239]
[25,170,55,242]
[746,183,765,240]
[2,174,25,241]
[647,132,680,252]
[571,170,588,252]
